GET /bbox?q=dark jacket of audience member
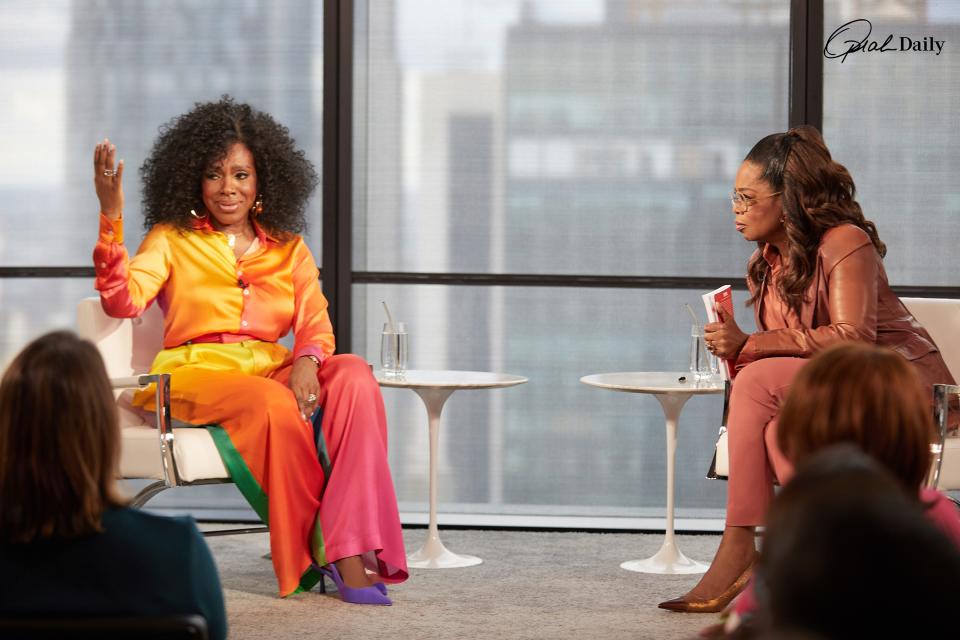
[0,331,226,640]
[756,446,960,639]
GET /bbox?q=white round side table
[376,369,528,569]
[580,372,724,574]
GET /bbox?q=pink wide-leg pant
[725,357,808,526]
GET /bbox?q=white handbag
[712,429,729,478]
[706,381,732,480]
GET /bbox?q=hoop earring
[252,195,264,216]
[189,208,207,220]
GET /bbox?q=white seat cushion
[940,437,960,491]
[120,423,230,482]
[118,390,229,482]
[78,298,231,485]
[900,298,960,491]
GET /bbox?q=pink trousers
[725,357,808,526]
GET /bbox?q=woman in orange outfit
[92,97,406,603]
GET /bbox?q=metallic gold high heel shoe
[658,556,757,613]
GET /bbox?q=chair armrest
[111,373,181,487]
[111,376,145,390]
[930,383,960,488]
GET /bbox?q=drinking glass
[380,322,408,377]
[689,325,718,382]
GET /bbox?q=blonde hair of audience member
[0,331,127,542]
[777,342,934,493]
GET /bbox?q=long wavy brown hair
[744,125,885,312]
[0,331,127,543]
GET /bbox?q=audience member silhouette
[0,331,226,639]
[756,446,960,639]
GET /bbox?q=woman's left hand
[290,357,321,419]
[704,306,749,360]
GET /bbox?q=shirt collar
[761,243,782,269]
[190,215,280,245]
[252,219,279,244]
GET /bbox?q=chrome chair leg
[130,480,170,508]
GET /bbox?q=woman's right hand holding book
[705,306,749,360]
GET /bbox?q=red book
[702,284,736,381]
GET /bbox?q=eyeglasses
[730,190,781,212]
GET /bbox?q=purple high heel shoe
[314,563,387,595]
[316,563,392,606]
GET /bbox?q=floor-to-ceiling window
[352,0,791,526]
[823,0,960,288]
[2,0,954,527]
[0,0,324,515]
[0,1,324,362]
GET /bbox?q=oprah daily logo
[824,19,945,63]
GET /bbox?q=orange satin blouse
[93,214,334,363]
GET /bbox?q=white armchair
[901,298,960,491]
[76,298,252,524]
[708,298,960,489]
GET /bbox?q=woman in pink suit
[658,125,955,613]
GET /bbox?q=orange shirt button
[241,320,249,327]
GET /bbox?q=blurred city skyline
[0,0,957,524]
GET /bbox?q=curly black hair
[140,96,318,237]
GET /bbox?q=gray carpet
[204,527,722,640]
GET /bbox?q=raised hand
[93,138,125,220]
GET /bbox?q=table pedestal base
[618,392,710,575]
[408,533,482,569]
[408,386,483,569]
[579,374,723,577]
[620,538,709,574]
[379,371,527,570]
